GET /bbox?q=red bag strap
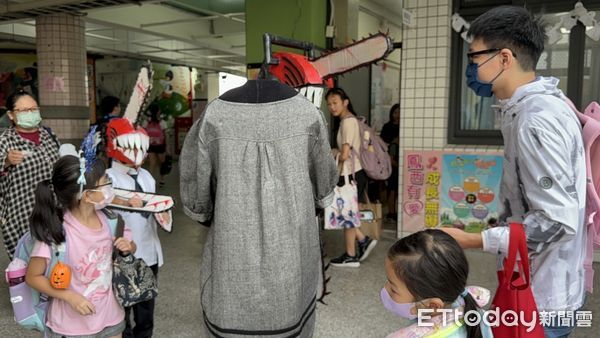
[504,223,531,289]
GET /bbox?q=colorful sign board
[402,150,503,233]
[402,151,443,232]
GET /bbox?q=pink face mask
[88,185,115,210]
[380,287,419,320]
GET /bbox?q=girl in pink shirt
[25,155,136,338]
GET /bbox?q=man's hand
[439,227,484,249]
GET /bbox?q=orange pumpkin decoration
[50,261,71,289]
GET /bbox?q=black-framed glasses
[466,48,501,62]
[467,48,517,63]
[92,178,113,189]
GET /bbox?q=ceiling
[0,0,402,75]
[0,0,247,74]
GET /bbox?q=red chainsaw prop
[268,33,394,89]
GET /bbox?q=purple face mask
[380,287,418,319]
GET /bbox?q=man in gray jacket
[442,6,587,338]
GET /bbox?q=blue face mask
[466,63,493,97]
[465,52,504,97]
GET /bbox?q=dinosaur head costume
[105,63,153,167]
[106,118,150,167]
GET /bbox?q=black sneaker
[358,236,378,262]
[330,253,360,268]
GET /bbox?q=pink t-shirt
[31,211,132,336]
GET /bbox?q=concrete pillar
[333,0,359,47]
[36,13,89,143]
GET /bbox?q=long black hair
[326,87,357,136]
[388,103,400,123]
[29,155,106,245]
[148,103,160,123]
[387,229,483,338]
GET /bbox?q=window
[448,0,600,145]
[583,33,600,107]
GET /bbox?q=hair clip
[81,125,100,172]
[77,150,87,199]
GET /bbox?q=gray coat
[180,94,338,337]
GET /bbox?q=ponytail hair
[463,292,484,338]
[30,179,65,245]
[29,155,106,245]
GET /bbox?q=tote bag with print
[324,174,361,230]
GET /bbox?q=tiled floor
[1,170,598,337]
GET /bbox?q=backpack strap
[425,320,464,338]
[42,126,60,149]
[101,209,120,237]
[46,241,67,278]
[564,97,600,293]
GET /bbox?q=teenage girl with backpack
[25,155,135,338]
[144,104,167,187]
[326,87,377,268]
[383,229,493,338]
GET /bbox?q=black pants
[338,169,368,203]
[123,264,159,338]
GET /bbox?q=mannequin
[180,77,338,338]
[219,78,297,103]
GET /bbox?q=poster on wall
[401,151,443,232]
[152,64,194,118]
[402,151,503,233]
[440,153,503,233]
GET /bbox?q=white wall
[357,7,402,131]
[398,0,502,237]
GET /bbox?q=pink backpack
[146,121,165,146]
[350,116,392,180]
[565,98,600,293]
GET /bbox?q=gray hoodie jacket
[482,77,587,312]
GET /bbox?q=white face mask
[88,185,115,210]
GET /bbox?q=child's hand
[156,211,171,224]
[66,291,96,316]
[114,237,134,254]
[128,196,144,208]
